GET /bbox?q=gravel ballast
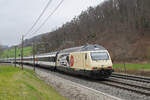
[36,69,121,100]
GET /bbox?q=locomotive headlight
[92,67,97,70]
[108,66,112,69]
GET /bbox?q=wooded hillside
[27,0,150,62]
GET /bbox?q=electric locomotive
[56,44,113,78]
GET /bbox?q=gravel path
[15,64,150,100]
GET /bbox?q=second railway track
[100,78,150,96]
[111,73,150,83]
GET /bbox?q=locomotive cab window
[91,52,109,61]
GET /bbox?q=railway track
[21,63,150,97]
[111,73,150,83]
[19,64,150,96]
[101,78,150,96]
[5,63,150,99]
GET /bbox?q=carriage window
[91,52,109,60]
[37,57,56,62]
[50,57,56,62]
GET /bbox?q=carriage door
[85,53,88,68]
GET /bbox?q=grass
[113,64,150,70]
[0,65,67,100]
[0,46,32,58]
[113,64,150,76]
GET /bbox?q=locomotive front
[89,50,113,78]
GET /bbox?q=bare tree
[32,0,150,62]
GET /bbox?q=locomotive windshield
[91,52,109,60]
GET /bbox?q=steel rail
[111,73,150,83]
[101,80,150,96]
[106,78,150,91]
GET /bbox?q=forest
[27,0,150,62]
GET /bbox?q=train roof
[60,44,106,53]
[35,52,57,58]
[23,52,57,59]
[15,52,57,59]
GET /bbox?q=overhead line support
[21,35,24,70]
[14,46,17,67]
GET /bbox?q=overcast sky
[0,0,104,46]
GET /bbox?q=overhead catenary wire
[29,0,64,37]
[24,0,53,37]
[18,0,54,71]
[20,0,64,57]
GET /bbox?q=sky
[0,0,104,46]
